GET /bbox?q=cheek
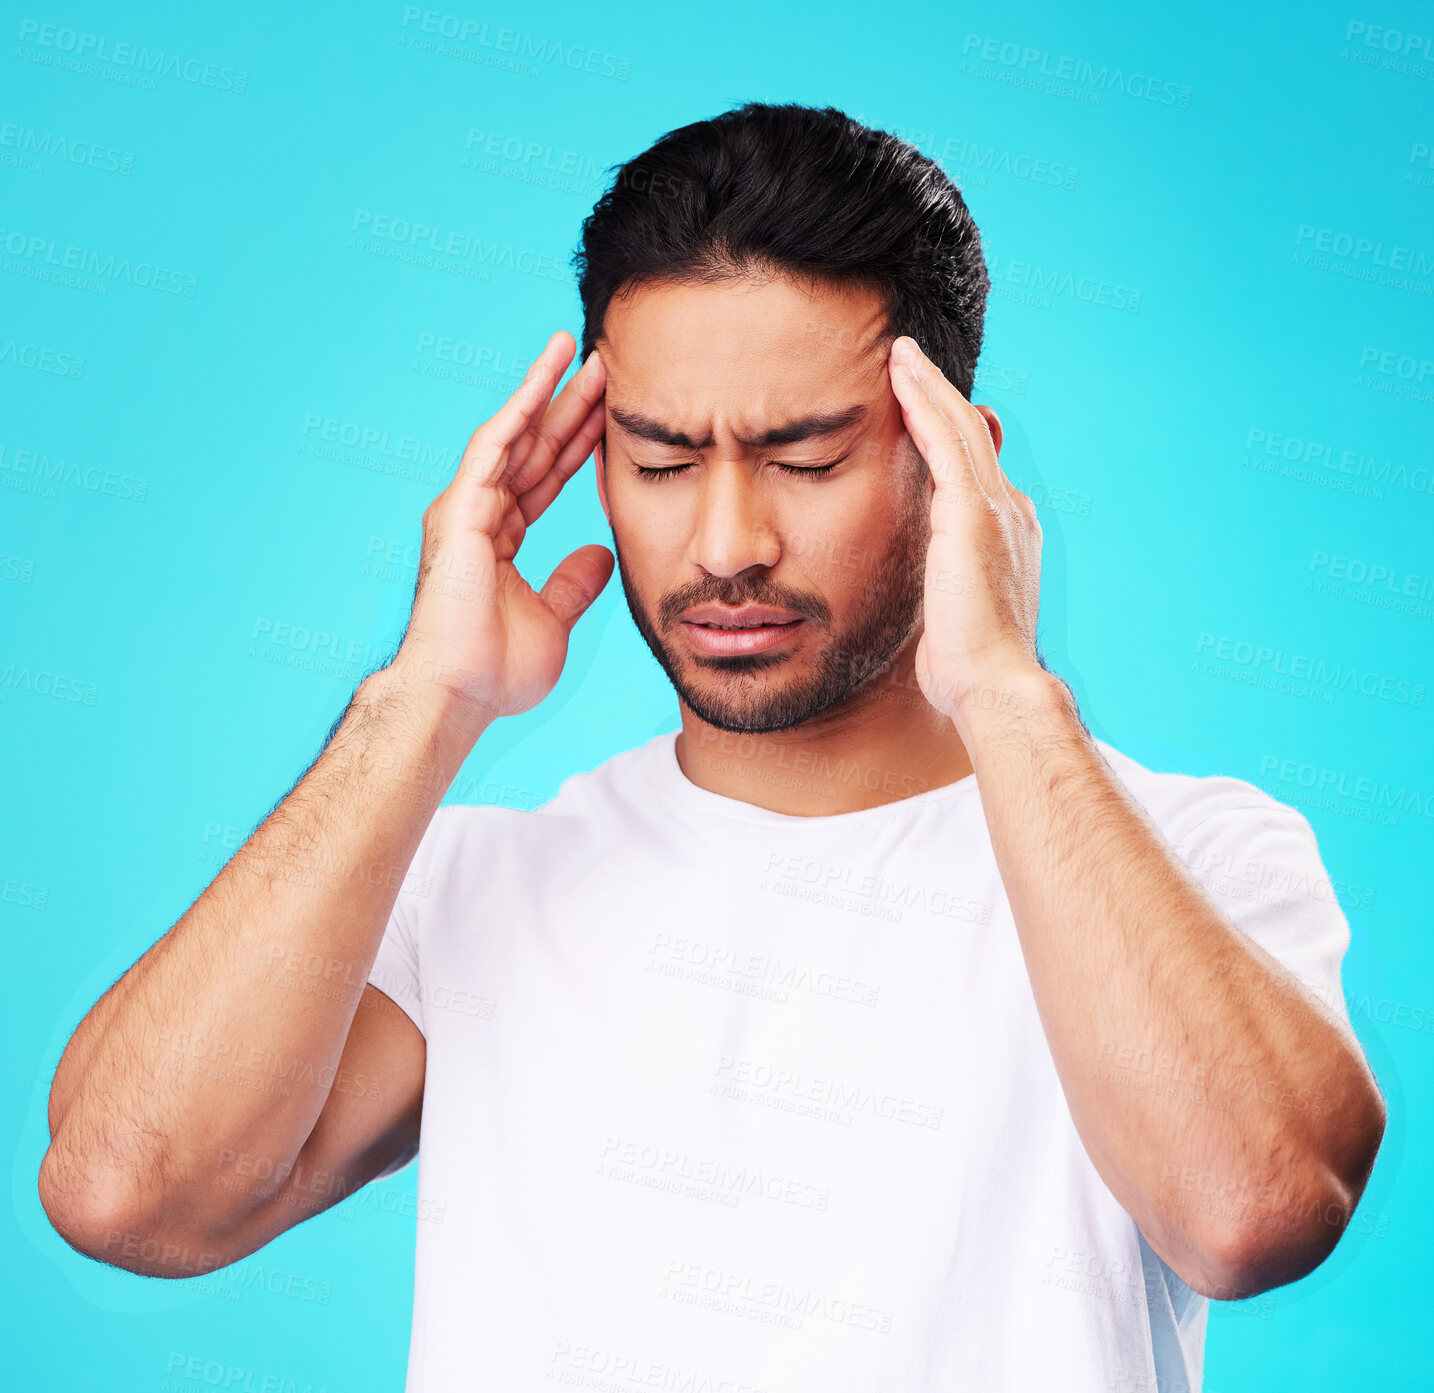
[608,486,687,567]
[777,477,905,580]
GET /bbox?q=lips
[680,609,806,656]
[681,604,804,629]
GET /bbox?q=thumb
[539,544,615,631]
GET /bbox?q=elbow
[37,1144,221,1279]
[1183,1166,1379,1302]
[1345,1074,1388,1190]
[1171,1071,1388,1302]
[1182,1217,1332,1302]
[39,1143,146,1268]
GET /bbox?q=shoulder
[1092,740,1354,1018]
[417,734,666,858]
[537,734,668,820]
[399,737,665,921]
[1092,737,1311,841]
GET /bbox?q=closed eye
[632,463,692,481]
[633,459,845,481]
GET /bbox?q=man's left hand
[887,335,1046,722]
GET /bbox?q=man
[39,103,1383,1392]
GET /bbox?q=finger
[888,348,990,509]
[517,395,607,525]
[539,543,615,632]
[897,339,1009,505]
[506,348,607,498]
[456,331,576,490]
[893,338,1013,507]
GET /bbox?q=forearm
[42,658,483,1239]
[957,666,1382,1292]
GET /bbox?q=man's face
[594,274,930,735]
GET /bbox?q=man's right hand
[394,329,612,724]
[36,329,612,1277]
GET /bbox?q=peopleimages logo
[162,1352,327,1392]
[349,210,573,283]
[1344,20,1434,57]
[0,120,135,174]
[959,33,1192,106]
[461,128,606,181]
[984,250,1143,312]
[0,336,85,380]
[1308,550,1434,602]
[398,6,631,80]
[0,225,198,296]
[1260,754,1434,822]
[15,19,249,92]
[1194,632,1426,706]
[1295,224,1434,276]
[1243,427,1432,498]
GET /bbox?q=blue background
[4,1,1430,1387]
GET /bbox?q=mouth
[679,605,806,657]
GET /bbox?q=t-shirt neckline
[646,728,980,828]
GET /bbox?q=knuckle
[532,420,563,456]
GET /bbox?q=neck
[673,643,974,817]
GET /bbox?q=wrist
[949,662,1075,740]
[361,654,496,755]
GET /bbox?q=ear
[973,405,1003,457]
[594,434,611,523]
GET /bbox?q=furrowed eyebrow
[608,402,867,450]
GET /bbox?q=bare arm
[953,668,1385,1300]
[39,666,477,1276]
[886,334,1386,1301]
[38,330,613,1276]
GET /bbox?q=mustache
[657,580,831,629]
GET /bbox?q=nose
[686,459,780,580]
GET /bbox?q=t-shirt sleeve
[367,807,454,1038]
[1167,784,1353,1028]
[369,890,425,1037]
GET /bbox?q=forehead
[598,275,891,430]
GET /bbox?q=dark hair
[574,101,989,398]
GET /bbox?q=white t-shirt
[368,729,1353,1393]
